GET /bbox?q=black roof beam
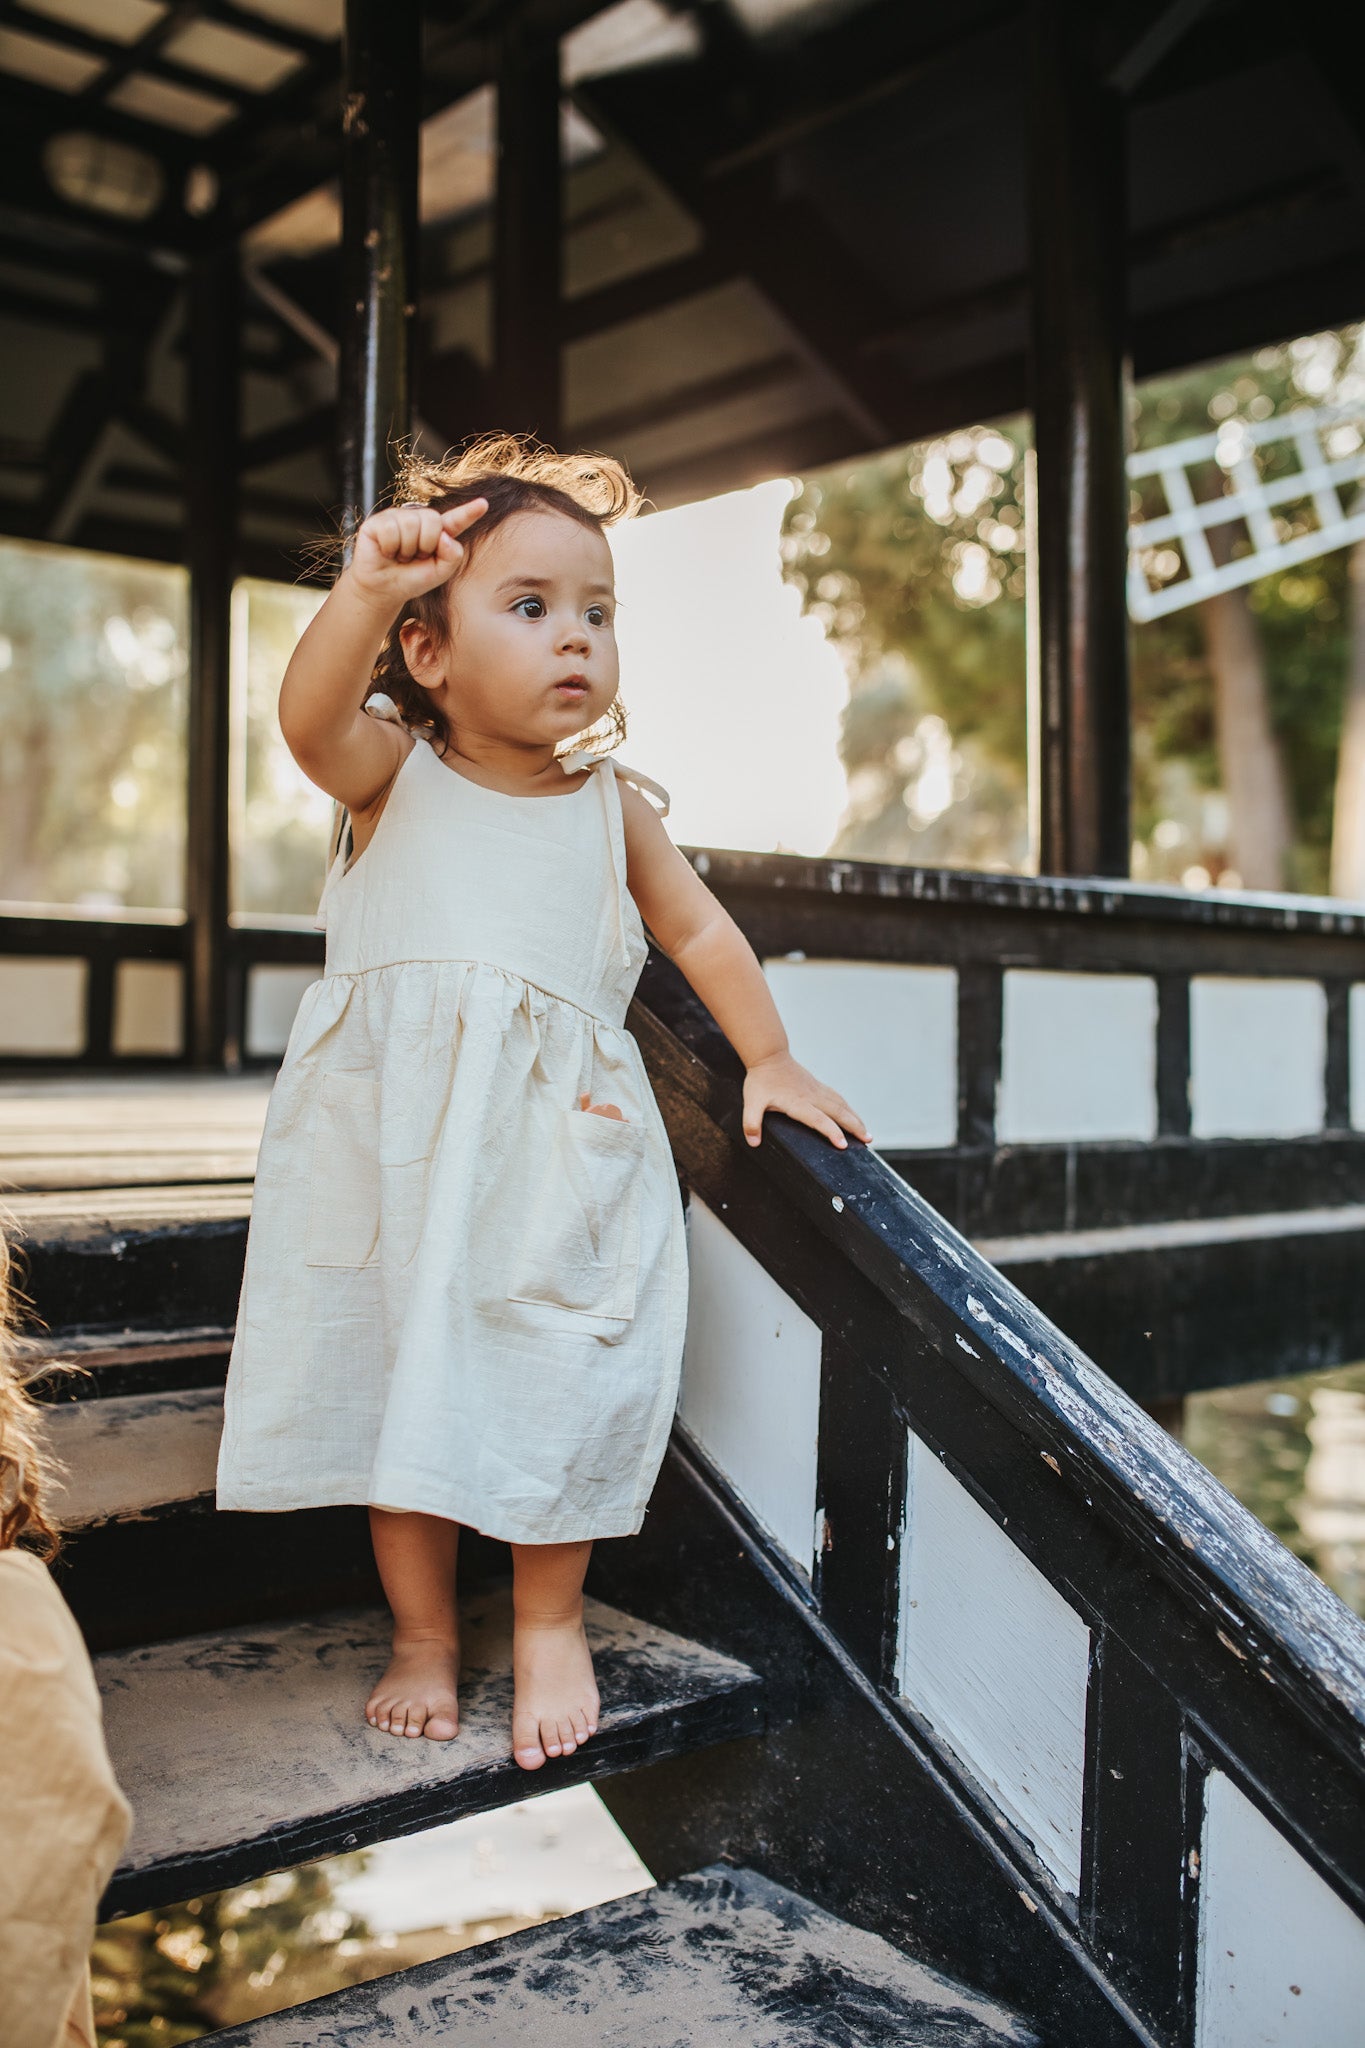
[212,0,611,252]
[704,6,1014,179]
[1101,0,1221,96]
[70,0,211,105]
[0,0,248,115]
[33,282,180,545]
[859,165,1350,363]
[575,68,906,449]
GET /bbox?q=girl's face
[405,509,620,748]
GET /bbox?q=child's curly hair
[0,1232,80,1560]
[365,433,644,762]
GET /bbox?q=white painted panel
[1350,985,1365,1132]
[1196,1769,1365,2047]
[998,970,1157,1144]
[0,955,86,1055]
[113,959,183,1056]
[897,1432,1090,1893]
[246,964,321,1058]
[761,959,957,1148]
[1190,978,1326,1139]
[678,1193,822,1575]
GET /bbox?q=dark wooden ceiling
[0,0,1362,579]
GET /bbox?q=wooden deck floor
[0,1074,271,1193]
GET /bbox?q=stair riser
[56,1503,383,1653]
[20,1221,246,1340]
[59,1506,517,1652]
[29,1336,232,1403]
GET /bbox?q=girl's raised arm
[279,499,487,810]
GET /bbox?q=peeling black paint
[203,1865,1040,2046]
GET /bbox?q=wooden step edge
[25,1327,234,1402]
[98,1595,765,1922]
[104,1684,766,1921]
[197,1863,1042,2047]
[5,1181,253,1243]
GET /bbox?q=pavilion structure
[2,0,1363,1062]
[5,13,1365,2042]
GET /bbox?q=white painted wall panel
[1196,1769,1365,2047]
[897,1433,1090,1893]
[113,959,183,1056]
[1350,984,1365,1132]
[246,964,321,1058]
[678,1193,822,1575]
[998,970,1157,1144]
[0,955,86,1055]
[1190,978,1326,1139]
[762,959,957,1148]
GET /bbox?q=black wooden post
[338,0,420,544]
[1027,0,1132,879]
[495,14,562,440]
[185,246,239,1069]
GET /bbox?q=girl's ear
[399,615,444,686]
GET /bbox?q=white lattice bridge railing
[1126,402,1365,621]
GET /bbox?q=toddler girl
[215,435,867,1772]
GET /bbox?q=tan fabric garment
[0,1548,131,2048]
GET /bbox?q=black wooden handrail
[632,947,1365,2034]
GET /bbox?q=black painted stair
[8,1183,250,1337]
[26,1323,233,1402]
[203,1864,1040,2046]
[97,1587,765,1919]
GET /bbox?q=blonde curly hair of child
[359,432,645,762]
[0,1232,79,1559]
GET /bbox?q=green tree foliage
[781,424,1030,869]
[0,542,187,910]
[231,578,330,919]
[782,325,1363,891]
[93,1855,372,2044]
[1130,327,1362,892]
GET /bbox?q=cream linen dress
[215,733,689,1543]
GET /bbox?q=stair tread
[44,1385,224,1526]
[204,1863,1040,2045]
[6,1181,253,1236]
[0,1072,270,1190]
[99,1592,764,1918]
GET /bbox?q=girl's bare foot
[511,1612,599,1769]
[365,1630,460,1740]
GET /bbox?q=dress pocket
[505,1106,647,1328]
[305,1072,380,1268]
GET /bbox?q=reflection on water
[1184,1360,1365,1618]
[94,1785,651,2042]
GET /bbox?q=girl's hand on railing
[346,497,488,609]
[741,1053,870,1150]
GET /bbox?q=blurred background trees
[783,322,1365,895]
[3,323,1362,911]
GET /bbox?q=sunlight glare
[608,479,849,856]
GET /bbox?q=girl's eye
[513,596,545,619]
[586,605,611,627]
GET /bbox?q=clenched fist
[347,497,489,608]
